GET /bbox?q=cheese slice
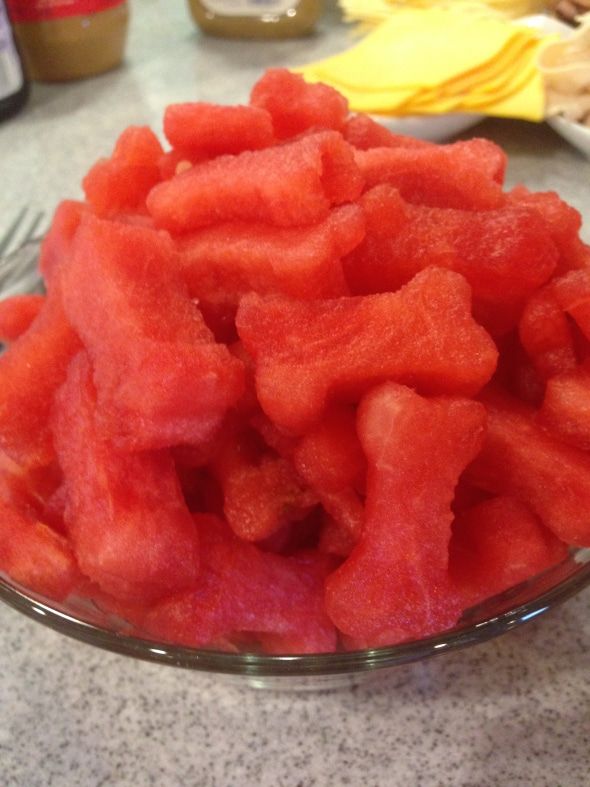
[480,64,546,118]
[298,8,551,120]
[303,12,534,91]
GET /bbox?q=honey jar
[187,0,322,39]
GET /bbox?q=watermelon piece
[212,425,317,542]
[451,477,491,517]
[344,185,558,333]
[250,68,349,139]
[249,410,299,459]
[164,102,275,154]
[176,463,224,517]
[450,496,569,609]
[293,405,366,493]
[0,501,82,601]
[540,364,590,450]
[38,482,68,536]
[170,411,244,476]
[177,203,365,304]
[511,358,545,407]
[172,426,230,516]
[247,409,364,556]
[142,514,337,654]
[325,383,486,647]
[343,113,433,150]
[468,388,590,546]
[195,301,239,346]
[60,215,244,451]
[571,320,590,365]
[353,138,506,210]
[0,280,81,470]
[316,490,365,557]
[52,352,201,602]
[229,342,259,416]
[253,507,324,556]
[83,126,164,217]
[293,405,366,554]
[77,583,154,638]
[494,332,545,407]
[147,131,364,233]
[351,182,409,241]
[518,284,577,380]
[0,295,45,343]
[553,269,590,341]
[236,266,498,433]
[0,452,62,525]
[38,200,87,286]
[508,186,590,273]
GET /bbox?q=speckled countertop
[1,2,589,785]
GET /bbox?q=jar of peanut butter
[6,0,129,82]
[187,0,322,39]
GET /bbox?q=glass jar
[187,0,322,39]
[7,0,129,82]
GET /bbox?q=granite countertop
[1,2,589,785]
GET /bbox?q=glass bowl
[1,241,590,690]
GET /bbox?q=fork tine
[0,207,28,256]
[23,211,45,244]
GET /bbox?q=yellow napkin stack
[298,8,554,120]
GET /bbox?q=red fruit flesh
[325,383,486,646]
[237,266,498,433]
[60,214,244,450]
[52,353,201,602]
[147,131,364,233]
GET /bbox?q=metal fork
[0,207,48,258]
[0,208,48,297]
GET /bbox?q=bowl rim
[1,552,589,676]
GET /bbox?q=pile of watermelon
[0,68,589,654]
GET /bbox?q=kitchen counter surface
[1,2,589,785]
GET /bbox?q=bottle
[6,1,129,82]
[187,0,322,39]
[0,0,28,120]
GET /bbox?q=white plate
[547,114,590,157]
[372,112,484,143]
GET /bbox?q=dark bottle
[0,0,28,120]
